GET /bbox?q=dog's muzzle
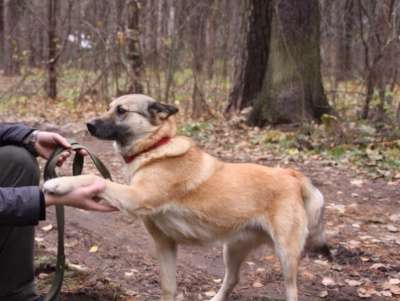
[86,120,98,136]
[86,119,117,140]
[86,119,131,142]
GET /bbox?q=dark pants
[0,146,40,301]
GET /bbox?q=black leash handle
[42,141,112,301]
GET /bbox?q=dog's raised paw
[43,178,73,195]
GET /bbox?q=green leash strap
[43,141,112,301]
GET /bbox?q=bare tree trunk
[3,0,21,76]
[342,0,354,79]
[334,0,354,81]
[361,71,374,119]
[226,0,272,113]
[47,0,58,99]
[357,0,397,120]
[376,79,386,123]
[190,1,212,119]
[163,0,177,103]
[126,0,143,93]
[206,0,218,80]
[248,0,333,126]
[0,0,4,69]
[397,102,400,126]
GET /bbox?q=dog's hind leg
[210,233,263,301]
[271,217,306,301]
[145,219,177,301]
[274,244,301,301]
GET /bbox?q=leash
[42,140,112,301]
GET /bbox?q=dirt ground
[33,128,400,301]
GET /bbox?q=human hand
[44,179,118,212]
[34,131,87,166]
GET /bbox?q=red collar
[123,137,171,164]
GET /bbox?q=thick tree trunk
[248,0,333,126]
[126,0,143,93]
[226,0,272,113]
[47,0,58,99]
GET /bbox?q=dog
[44,94,330,301]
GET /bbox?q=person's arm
[0,186,44,226]
[0,126,115,226]
[0,179,115,226]
[0,123,35,147]
[44,178,115,212]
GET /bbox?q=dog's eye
[116,105,127,115]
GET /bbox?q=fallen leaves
[124,269,138,278]
[321,277,336,287]
[252,281,264,288]
[345,279,362,287]
[350,179,364,187]
[89,245,99,253]
[387,224,399,233]
[357,287,380,298]
[204,290,216,297]
[67,262,89,272]
[382,278,400,296]
[369,263,387,271]
[41,224,53,232]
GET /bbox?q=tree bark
[226,0,272,113]
[248,0,333,126]
[47,0,58,99]
[126,0,143,93]
[189,0,212,119]
[3,0,21,76]
[0,0,4,69]
[334,0,354,81]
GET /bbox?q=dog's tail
[296,172,331,259]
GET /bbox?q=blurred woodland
[0,0,399,178]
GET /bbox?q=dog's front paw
[43,177,75,195]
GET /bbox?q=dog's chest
[149,204,216,243]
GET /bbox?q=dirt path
[35,132,400,301]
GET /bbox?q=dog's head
[87,94,178,153]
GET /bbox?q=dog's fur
[44,94,329,301]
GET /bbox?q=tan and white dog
[44,94,330,301]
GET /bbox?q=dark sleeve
[0,123,34,147]
[0,186,46,226]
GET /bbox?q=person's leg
[0,145,40,301]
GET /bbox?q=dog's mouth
[86,119,132,144]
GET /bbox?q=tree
[357,0,399,120]
[250,0,333,126]
[3,0,22,75]
[126,0,143,93]
[0,0,4,69]
[189,1,212,118]
[226,0,272,113]
[47,0,58,98]
[229,0,333,126]
[336,0,354,81]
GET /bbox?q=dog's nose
[86,120,97,135]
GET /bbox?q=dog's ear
[148,102,179,122]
